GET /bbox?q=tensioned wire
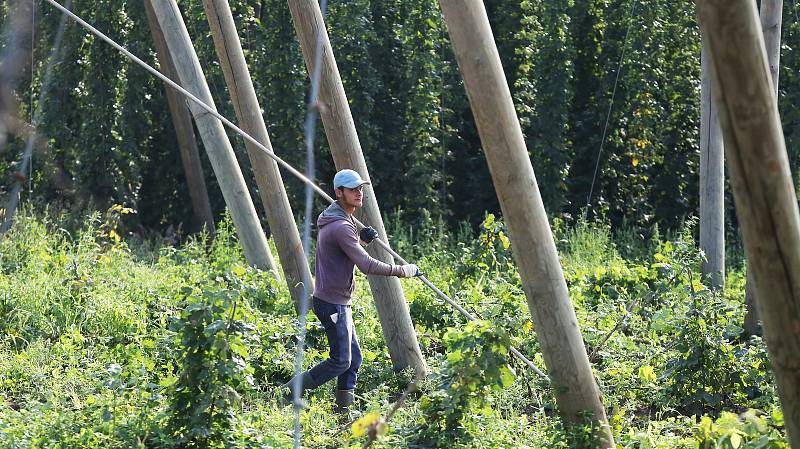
[585,0,638,218]
[41,0,548,384]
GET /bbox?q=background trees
[2,0,799,238]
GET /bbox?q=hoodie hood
[317,201,351,228]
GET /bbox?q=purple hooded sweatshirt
[312,201,402,305]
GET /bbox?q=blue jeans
[308,297,363,390]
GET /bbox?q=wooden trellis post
[699,41,725,290]
[438,0,614,446]
[202,0,313,311]
[745,0,783,336]
[698,0,800,445]
[149,0,279,275]
[286,0,427,373]
[144,1,215,235]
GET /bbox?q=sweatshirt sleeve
[333,221,401,276]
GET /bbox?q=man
[282,169,419,413]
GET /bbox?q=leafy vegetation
[4,0,800,233]
[0,211,786,447]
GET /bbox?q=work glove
[359,226,379,244]
[398,263,421,278]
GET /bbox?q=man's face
[336,185,364,209]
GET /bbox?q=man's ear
[334,188,343,200]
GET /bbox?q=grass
[0,210,787,448]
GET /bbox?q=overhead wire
[585,0,637,218]
[40,0,548,382]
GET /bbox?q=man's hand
[398,263,421,278]
[359,226,379,245]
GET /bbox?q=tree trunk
[438,1,613,446]
[149,0,278,275]
[287,0,426,373]
[697,1,800,446]
[144,1,215,235]
[745,0,782,337]
[202,0,312,311]
[699,43,725,291]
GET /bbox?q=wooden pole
[745,0,783,337]
[438,1,613,445]
[144,1,215,235]
[761,0,783,96]
[202,0,312,310]
[287,0,427,373]
[698,1,800,445]
[149,0,278,275]
[699,43,725,290]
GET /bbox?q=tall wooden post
[149,0,278,275]
[438,1,613,445]
[144,1,215,235]
[699,43,725,290]
[287,0,426,373]
[745,0,783,336]
[761,0,782,95]
[202,0,312,310]
[698,1,800,446]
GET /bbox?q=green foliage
[662,288,772,416]
[411,320,515,447]
[455,213,515,282]
[11,0,800,236]
[694,410,787,449]
[0,211,789,448]
[164,271,259,447]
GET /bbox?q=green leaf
[638,365,656,383]
[499,365,516,388]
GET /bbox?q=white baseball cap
[333,169,370,189]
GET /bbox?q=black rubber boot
[334,389,355,415]
[280,371,315,407]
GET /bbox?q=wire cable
[585,0,637,218]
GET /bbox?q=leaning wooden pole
[144,1,215,235]
[698,1,800,446]
[438,1,613,445]
[202,0,312,310]
[149,0,279,275]
[287,0,427,373]
[699,42,725,290]
[745,0,783,336]
[761,0,783,95]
